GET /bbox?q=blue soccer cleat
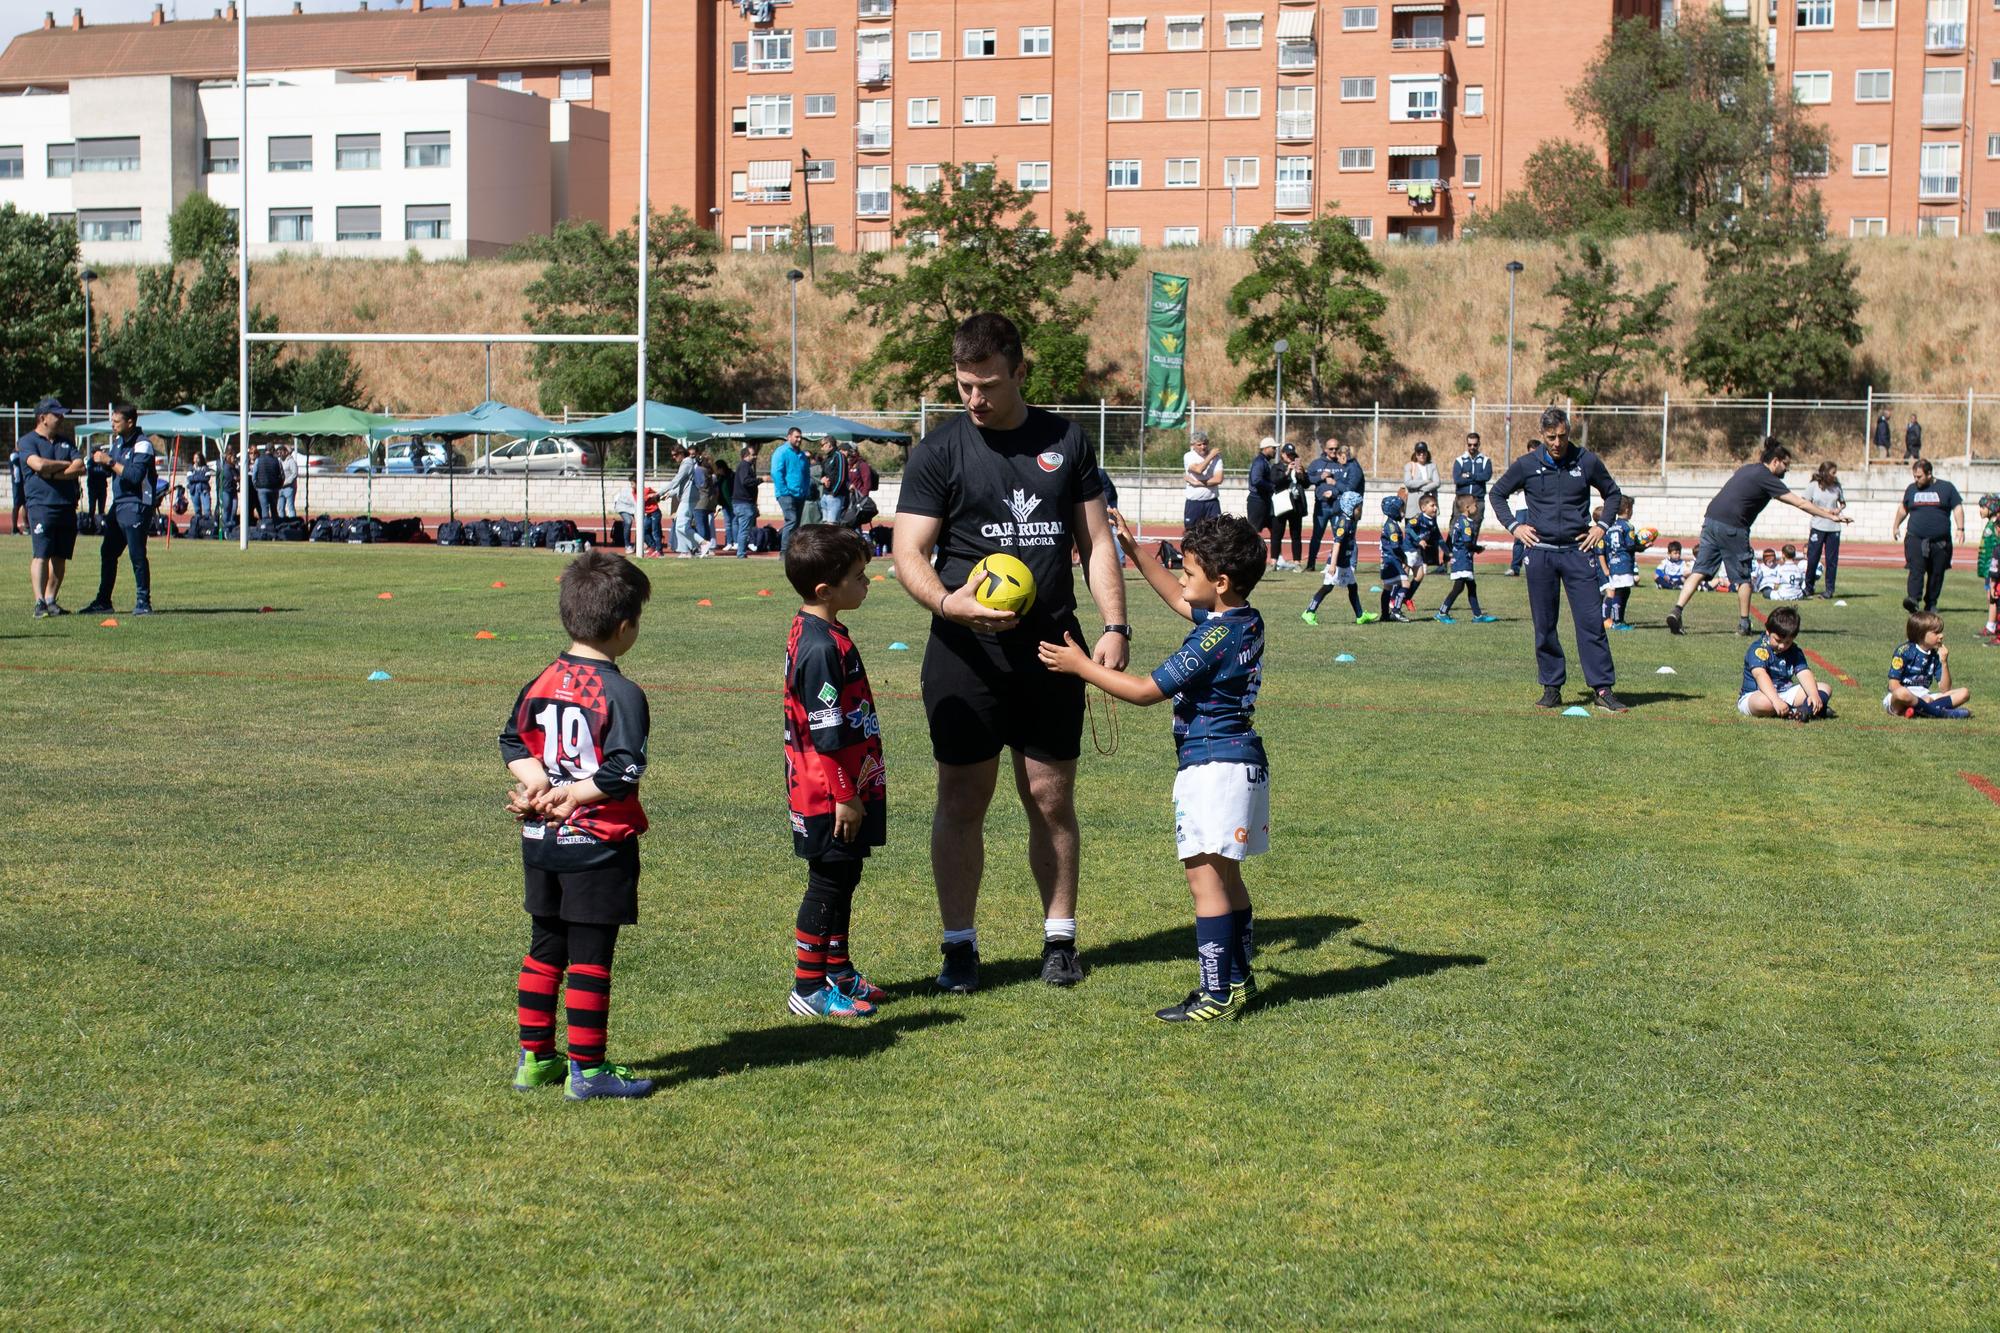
[827,968,887,1004]
[564,1060,655,1101]
[1472,613,1499,623]
[1433,612,1456,624]
[788,984,877,1018]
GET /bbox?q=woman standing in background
[1804,461,1846,599]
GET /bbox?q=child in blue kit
[1655,541,1690,589]
[1738,604,1831,720]
[1041,515,1268,1023]
[1596,497,1638,631]
[1301,491,1376,625]
[1436,493,1497,623]
[1403,491,1442,613]
[1378,495,1412,622]
[1886,610,1971,717]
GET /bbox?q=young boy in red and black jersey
[499,550,655,1099]
[782,525,889,1018]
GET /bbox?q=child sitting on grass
[1597,497,1638,631]
[1436,493,1497,623]
[1769,545,1807,601]
[1738,604,1831,721]
[500,549,656,1101]
[1886,610,1971,718]
[1301,491,1374,626]
[1654,541,1691,590]
[780,525,890,1019]
[1042,514,1267,1024]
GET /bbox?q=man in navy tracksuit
[1488,406,1629,712]
[80,403,158,616]
[1451,430,1492,551]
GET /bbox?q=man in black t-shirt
[1892,458,1963,613]
[14,397,86,616]
[893,312,1127,995]
[1666,438,1849,637]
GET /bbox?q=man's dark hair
[952,311,1024,368]
[1181,515,1267,596]
[1465,431,1481,443]
[112,402,138,421]
[785,523,870,600]
[1913,458,1934,479]
[558,548,651,642]
[741,444,759,459]
[1760,437,1791,465]
[1766,605,1801,639]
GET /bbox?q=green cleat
[512,1049,566,1091]
[1299,610,1319,626]
[1155,990,1238,1023]
[1356,612,1381,625]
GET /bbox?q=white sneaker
[676,551,692,560]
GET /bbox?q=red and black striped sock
[565,964,612,1067]
[517,956,561,1057]
[794,929,828,996]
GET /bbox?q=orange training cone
[696,598,712,607]
[757,589,772,597]
[491,581,507,589]
[377,592,393,600]
[99,618,118,627]
[474,630,497,640]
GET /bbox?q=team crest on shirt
[1037,450,1063,473]
[1755,647,1770,661]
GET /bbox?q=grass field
[3,537,1997,1328]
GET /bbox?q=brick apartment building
[609,0,1663,252]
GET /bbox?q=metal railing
[855,190,891,215]
[1276,112,1315,139]
[1277,41,1315,70]
[856,59,890,84]
[1922,93,1962,126]
[1925,20,1966,50]
[1919,172,1961,200]
[856,125,892,150]
[1390,36,1446,50]
[1274,183,1313,210]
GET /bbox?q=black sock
[1466,579,1482,615]
[796,857,861,995]
[1440,584,1459,614]
[1347,585,1363,616]
[1380,586,1392,617]
[1307,586,1329,613]
[1617,588,1632,622]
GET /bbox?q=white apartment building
[0,69,609,263]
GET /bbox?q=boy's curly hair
[1181,515,1267,596]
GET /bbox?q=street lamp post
[786,268,805,411]
[1503,260,1524,464]
[80,268,97,431]
[1230,180,1238,244]
[709,206,723,238]
[1273,337,1289,443]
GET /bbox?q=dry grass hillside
[84,235,2000,420]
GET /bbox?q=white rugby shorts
[1884,685,1935,715]
[1320,565,1356,588]
[1172,761,1271,861]
[1601,573,1636,590]
[1738,683,1806,716]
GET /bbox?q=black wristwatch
[1102,623,1132,638]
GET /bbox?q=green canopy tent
[249,406,400,522]
[369,401,563,527]
[707,410,911,444]
[562,402,736,540]
[74,406,243,540]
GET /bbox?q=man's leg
[1924,542,1949,611]
[29,556,47,605]
[822,495,845,526]
[1560,548,1616,690]
[1525,548,1566,687]
[1306,509,1329,568]
[1905,536,1926,608]
[932,758,999,932]
[45,556,65,604]
[1804,531,1824,595]
[126,519,151,608]
[778,495,802,552]
[1737,580,1754,629]
[1012,752,1080,925]
[1823,533,1840,596]
[90,519,127,607]
[1509,536,1525,575]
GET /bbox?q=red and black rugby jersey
[500,653,650,868]
[783,612,886,856]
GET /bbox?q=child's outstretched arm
[1038,632,1167,705]
[1109,508,1195,621]
[1795,668,1824,715]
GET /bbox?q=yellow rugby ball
[968,553,1037,615]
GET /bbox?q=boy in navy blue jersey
[499,550,655,1101]
[1041,515,1268,1023]
[1436,493,1497,623]
[1378,495,1412,622]
[1738,604,1831,719]
[1404,492,1442,613]
[1598,497,1639,631]
[1885,610,1971,717]
[1301,490,1376,625]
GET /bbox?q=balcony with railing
[1274,182,1313,210]
[1277,39,1316,71]
[1276,112,1315,141]
[1919,172,1961,200]
[1926,20,1966,50]
[1922,94,1963,127]
[856,190,891,216]
[744,186,792,205]
[858,0,892,17]
[857,58,890,85]
[856,125,892,151]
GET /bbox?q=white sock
[942,927,977,948]
[1044,917,1076,943]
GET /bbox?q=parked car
[473,436,598,476]
[344,441,466,475]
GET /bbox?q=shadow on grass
[629,1010,965,1087]
[1252,938,1487,1014]
[1605,690,1701,707]
[153,607,301,616]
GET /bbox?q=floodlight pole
[80,269,95,432]
[634,0,653,552]
[787,269,805,411]
[237,7,250,550]
[1273,338,1288,443]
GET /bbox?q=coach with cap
[1246,436,1279,553]
[1489,406,1629,712]
[12,397,85,617]
[79,403,157,617]
[893,311,1126,995]
[1664,438,1850,637]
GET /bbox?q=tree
[1683,189,1863,397]
[167,192,237,264]
[1223,217,1391,406]
[1532,238,1676,405]
[1471,141,1633,241]
[99,249,282,409]
[0,204,86,407]
[272,346,366,412]
[820,164,1133,407]
[1573,12,1829,235]
[521,210,759,415]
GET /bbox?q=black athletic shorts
[27,509,77,561]
[922,616,1087,765]
[522,839,641,925]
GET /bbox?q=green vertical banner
[1144,271,1190,430]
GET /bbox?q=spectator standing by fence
[1272,444,1306,569]
[1893,458,1962,614]
[1905,415,1923,460]
[1246,436,1277,555]
[252,444,283,535]
[1403,441,1440,503]
[819,437,851,526]
[1183,430,1222,529]
[772,428,813,552]
[1804,461,1846,599]
[84,437,110,527]
[187,455,212,528]
[1452,431,1492,541]
[1873,411,1892,458]
[279,444,300,519]
[732,443,762,559]
[846,443,876,505]
[216,450,236,538]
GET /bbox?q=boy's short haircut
[1766,605,1801,639]
[559,549,651,642]
[952,312,1024,368]
[785,523,871,600]
[1617,496,1635,516]
[1182,515,1268,596]
[1419,491,1438,507]
[1668,541,1682,552]
[1906,609,1942,641]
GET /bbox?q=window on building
[1020,25,1052,55]
[0,147,20,181]
[1346,216,1375,240]
[1276,155,1312,209]
[1109,90,1143,119]
[802,158,834,183]
[1163,226,1200,247]
[1926,0,1967,49]
[1467,14,1486,44]
[964,28,996,57]
[1850,216,1889,237]
[1223,156,1260,186]
[202,140,239,175]
[48,212,74,231]
[1795,0,1833,27]
[1463,153,1483,187]
[267,136,311,172]
[750,29,793,72]
[962,96,997,125]
[806,27,836,51]
[335,133,380,171]
[1917,215,1960,237]
[47,142,75,178]
[1792,70,1832,103]
[1990,131,2000,157]
[78,137,142,173]
[1109,18,1145,51]
[1222,225,1257,248]
[1390,75,1444,120]
[1165,158,1201,187]
[857,99,892,147]
[497,71,524,92]
[805,93,836,117]
[1342,7,1378,30]
[1795,144,1831,176]
[1923,65,1965,123]
[747,94,793,137]
[1853,142,1890,174]
[730,170,749,200]
[1858,0,1894,23]
[906,163,941,191]
[1390,153,1442,183]
[268,208,313,243]
[1108,159,1142,188]
[1017,161,1051,192]
[1018,94,1052,123]
[1106,227,1141,246]
[79,208,142,242]
[1855,69,1893,101]
[559,68,593,101]
[1339,147,1376,171]
[1985,208,2000,233]
[1225,87,1261,118]
[1167,88,1202,119]
[1277,86,1315,138]
[335,205,381,241]
[1167,16,1203,49]
[908,97,941,126]
[736,225,792,253]
[857,164,891,215]
[731,41,748,71]
[1920,140,1961,195]
[907,30,939,60]
[403,131,450,168]
[1340,76,1377,101]
[1278,30,1316,69]
[1226,15,1262,47]
[1465,84,1485,115]
[859,0,893,17]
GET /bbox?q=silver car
[473,436,598,476]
